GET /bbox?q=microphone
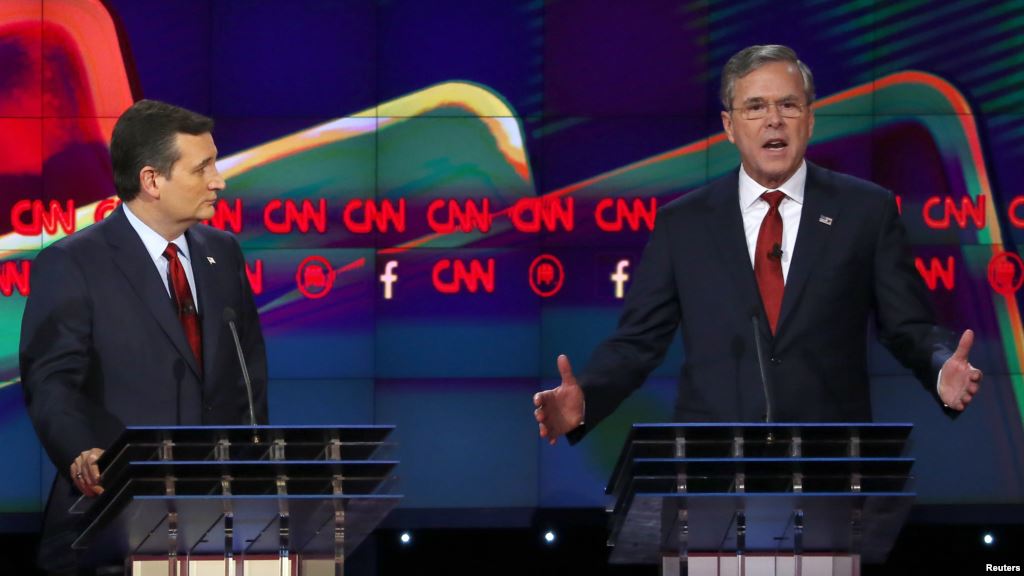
[751,314,774,428]
[769,243,783,261]
[223,307,259,443]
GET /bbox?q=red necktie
[755,191,786,334]
[164,243,203,373]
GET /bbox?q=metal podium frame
[606,423,915,576]
[70,425,401,576]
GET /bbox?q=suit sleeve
[20,245,101,476]
[573,213,682,442]
[871,191,953,409]
[231,236,269,424]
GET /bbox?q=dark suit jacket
[576,162,953,436]
[19,205,268,572]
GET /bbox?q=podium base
[130,555,343,576]
[661,553,860,576]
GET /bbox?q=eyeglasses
[730,99,807,120]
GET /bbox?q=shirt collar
[739,160,807,209]
[122,203,191,263]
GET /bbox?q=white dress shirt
[738,160,807,282]
[123,203,200,311]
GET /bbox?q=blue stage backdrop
[1,0,1023,527]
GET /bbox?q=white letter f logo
[381,260,399,300]
[611,259,630,299]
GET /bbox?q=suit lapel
[777,163,840,334]
[103,206,202,378]
[701,171,766,327]
[186,228,223,381]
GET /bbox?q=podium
[70,425,400,575]
[606,423,915,576]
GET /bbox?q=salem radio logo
[295,256,336,300]
[529,254,564,298]
[988,252,1024,296]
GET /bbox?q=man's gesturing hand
[534,355,585,445]
[939,329,983,411]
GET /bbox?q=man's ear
[138,166,160,200]
[721,110,736,144]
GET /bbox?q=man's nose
[209,167,226,191]
[764,103,784,126]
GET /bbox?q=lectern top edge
[608,423,914,495]
[122,424,398,431]
[633,422,914,426]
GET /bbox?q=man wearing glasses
[534,45,982,444]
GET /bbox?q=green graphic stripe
[876,14,1024,78]
[705,0,762,24]
[974,70,1024,99]
[872,0,933,29]
[873,3,977,52]
[844,0,930,49]
[983,90,1024,111]
[806,0,874,21]
[833,14,878,45]
[877,7,1017,63]
[1013,375,1024,435]
[959,40,1024,85]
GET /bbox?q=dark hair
[110,99,214,201]
[720,45,815,110]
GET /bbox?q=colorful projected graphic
[1,0,1023,520]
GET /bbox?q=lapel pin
[818,215,833,226]
[207,256,216,265]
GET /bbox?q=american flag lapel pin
[818,215,833,226]
[207,256,216,265]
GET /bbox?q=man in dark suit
[533,45,982,443]
[20,99,268,574]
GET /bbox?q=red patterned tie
[755,191,786,334]
[164,243,203,373]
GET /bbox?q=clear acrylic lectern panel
[606,423,915,575]
[70,425,401,576]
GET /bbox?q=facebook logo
[380,260,399,299]
[611,259,630,299]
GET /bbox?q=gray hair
[720,45,815,110]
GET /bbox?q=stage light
[543,530,556,544]
[400,531,412,545]
[983,533,994,545]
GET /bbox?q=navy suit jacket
[576,162,953,436]
[19,205,268,571]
